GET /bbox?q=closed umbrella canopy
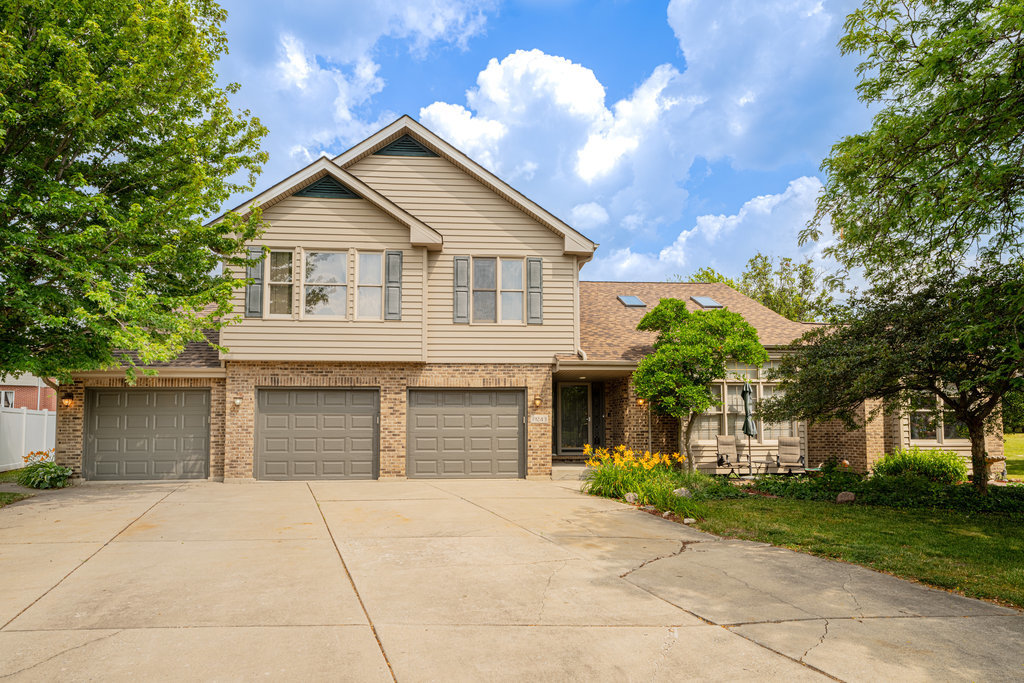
[741,381,757,438]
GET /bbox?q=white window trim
[263,249,296,319]
[909,395,969,444]
[470,256,526,326]
[355,250,384,321]
[694,364,797,444]
[1,391,14,408]
[299,248,350,321]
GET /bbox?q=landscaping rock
[641,505,658,513]
[662,511,674,519]
[683,517,697,525]
[836,491,856,504]
[672,487,693,498]
[624,492,639,504]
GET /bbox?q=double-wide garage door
[84,389,210,480]
[407,390,524,478]
[255,389,379,480]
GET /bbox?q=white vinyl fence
[0,407,56,472]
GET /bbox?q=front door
[558,383,590,454]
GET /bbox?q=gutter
[72,368,227,379]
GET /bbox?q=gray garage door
[255,389,379,480]
[84,389,210,480]
[407,390,524,478]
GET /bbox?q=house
[0,374,56,411]
[52,116,1006,481]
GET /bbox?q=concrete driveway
[0,474,1021,682]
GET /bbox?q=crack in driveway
[618,540,695,579]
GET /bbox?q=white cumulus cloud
[570,202,610,231]
[584,177,824,281]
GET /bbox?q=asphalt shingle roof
[579,281,815,362]
[113,330,221,369]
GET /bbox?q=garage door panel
[407,390,524,479]
[264,415,289,430]
[85,389,210,481]
[256,389,379,480]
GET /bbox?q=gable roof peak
[334,116,597,257]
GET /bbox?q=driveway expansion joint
[308,484,397,683]
[1,484,184,631]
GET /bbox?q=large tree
[686,252,844,322]
[803,0,1024,280]
[0,0,267,386]
[760,264,1024,494]
[632,299,767,472]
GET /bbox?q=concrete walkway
[0,476,1020,682]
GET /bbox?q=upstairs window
[500,259,524,322]
[267,251,293,315]
[357,252,383,319]
[303,251,347,317]
[472,257,497,322]
[454,255,541,325]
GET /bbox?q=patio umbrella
[741,381,757,474]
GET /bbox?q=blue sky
[216,0,870,281]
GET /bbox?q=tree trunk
[680,412,696,473]
[967,420,989,495]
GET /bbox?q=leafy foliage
[873,447,968,485]
[583,445,745,519]
[1003,388,1024,433]
[16,461,73,489]
[753,463,1024,515]
[687,252,844,322]
[0,0,268,383]
[632,299,767,470]
[803,0,1024,281]
[761,264,1024,493]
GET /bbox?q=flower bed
[583,445,745,519]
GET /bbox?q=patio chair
[716,435,749,476]
[775,436,805,474]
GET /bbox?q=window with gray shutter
[384,250,402,320]
[453,256,470,323]
[527,257,543,324]
[245,246,264,317]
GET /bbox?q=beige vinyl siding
[221,196,424,361]
[349,155,577,362]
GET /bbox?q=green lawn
[697,497,1024,608]
[0,468,22,484]
[0,492,29,508]
[1006,433,1024,480]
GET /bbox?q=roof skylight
[691,296,723,309]
[617,295,646,308]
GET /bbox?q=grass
[0,492,29,508]
[0,468,23,484]
[1006,433,1024,481]
[697,497,1024,608]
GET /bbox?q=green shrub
[873,447,967,484]
[16,462,73,489]
[752,463,1024,515]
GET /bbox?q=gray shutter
[527,257,543,324]
[453,256,470,323]
[245,246,264,318]
[384,250,403,320]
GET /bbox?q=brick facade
[603,378,679,454]
[55,376,226,479]
[806,400,886,471]
[56,363,553,481]
[224,361,552,479]
[0,384,56,411]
